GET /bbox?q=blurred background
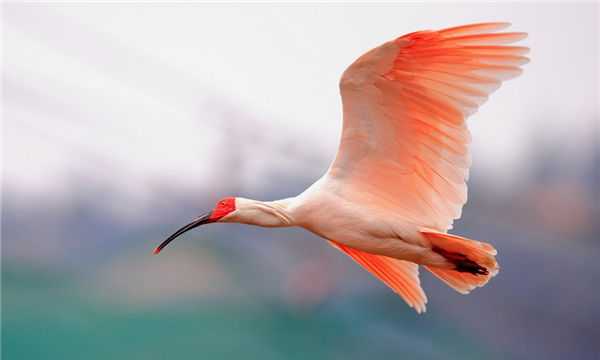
[2,2,598,360]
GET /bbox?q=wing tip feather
[439,22,512,36]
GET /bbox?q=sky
[3,2,599,221]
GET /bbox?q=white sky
[3,2,598,219]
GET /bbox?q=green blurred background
[3,2,599,360]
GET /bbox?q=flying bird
[154,23,529,313]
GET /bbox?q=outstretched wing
[328,23,529,231]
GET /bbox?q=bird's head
[153,197,236,254]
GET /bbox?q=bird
[154,23,529,313]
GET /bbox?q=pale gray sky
[3,2,598,220]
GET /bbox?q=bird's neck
[232,197,295,228]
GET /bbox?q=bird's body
[245,179,441,267]
[155,23,529,313]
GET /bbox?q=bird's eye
[221,202,226,206]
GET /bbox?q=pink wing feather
[328,22,529,231]
[328,241,427,313]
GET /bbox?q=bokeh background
[3,2,598,360]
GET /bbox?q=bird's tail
[421,231,499,294]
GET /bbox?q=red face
[209,197,236,222]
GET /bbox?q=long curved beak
[154,211,213,254]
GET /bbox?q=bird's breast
[289,176,427,258]
[294,195,419,249]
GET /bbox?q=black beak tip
[153,211,213,255]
